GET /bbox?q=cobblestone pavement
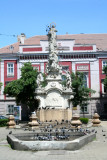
[0,121,107,160]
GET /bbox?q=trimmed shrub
[80,117,89,124]
[0,119,8,127]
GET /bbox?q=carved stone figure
[46,24,62,77]
[48,25,57,54]
[66,71,71,88]
[36,72,43,88]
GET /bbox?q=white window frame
[83,72,89,88]
[7,105,14,115]
[80,106,89,114]
[7,63,14,77]
[79,71,89,88]
[102,60,107,73]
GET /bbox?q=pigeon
[37,133,39,137]
[56,122,59,125]
[91,129,95,132]
[9,131,12,134]
[62,119,64,122]
[66,107,69,109]
[42,107,46,109]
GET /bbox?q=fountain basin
[7,132,96,151]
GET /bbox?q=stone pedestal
[71,113,82,128]
[92,113,101,127]
[28,113,39,130]
[37,109,72,122]
[7,115,16,129]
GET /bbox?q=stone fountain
[7,24,96,151]
[36,23,73,122]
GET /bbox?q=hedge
[0,119,8,127]
[80,117,89,124]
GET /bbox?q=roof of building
[0,33,107,54]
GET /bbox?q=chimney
[17,33,26,44]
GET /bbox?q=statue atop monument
[47,23,57,54]
[46,23,62,78]
[66,71,72,89]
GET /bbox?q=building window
[83,73,88,88]
[80,106,88,114]
[7,105,14,115]
[62,75,66,81]
[102,61,107,73]
[7,63,14,77]
[102,61,107,68]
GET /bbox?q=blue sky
[0,0,107,48]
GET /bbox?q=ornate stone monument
[36,23,73,122]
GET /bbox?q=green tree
[71,72,95,114]
[41,73,47,87]
[0,82,2,90]
[4,62,38,112]
[103,66,107,92]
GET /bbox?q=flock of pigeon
[9,120,107,141]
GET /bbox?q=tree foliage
[4,62,38,111]
[103,66,107,91]
[0,82,2,90]
[71,72,95,107]
[41,73,47,87]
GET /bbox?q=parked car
[0,115,8,120]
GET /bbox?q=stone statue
[66,71,71,89]
[48,24,57,54]
[45,63,49,74]
[36,72,43,88]
[46,24,62,77]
